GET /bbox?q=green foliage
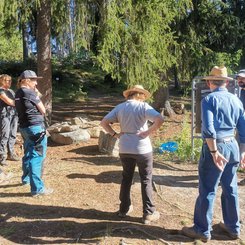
[52,58,108,102]
[174,0,245,84]
[154,116,202,163]
[97,0,192,94]
[0,24,22,61]
[173,118,202,162]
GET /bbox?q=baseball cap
[236,69,245,78]
[19,70,43,80]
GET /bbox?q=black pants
[119,153,155,215]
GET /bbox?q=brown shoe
[219,222,240,239]
[142,211,160,224]
[182,227,210,242]
[117,205,133,218]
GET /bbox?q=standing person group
[101,85,164,224]
[0,74,19,166]
[15,70,52,196]
[182,66,245,242]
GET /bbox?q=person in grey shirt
[0,74,19,166]
[101,85,164,224]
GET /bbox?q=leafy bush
[174,118,202,162]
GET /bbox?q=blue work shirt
[201,87,245,143]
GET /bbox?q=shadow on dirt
[0,202,192,244]
[66,171,198,188]
[61,156,121,166]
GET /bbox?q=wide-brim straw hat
[202,66,233,81]
[123,85,151,100]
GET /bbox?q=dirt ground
[0,94,244,245]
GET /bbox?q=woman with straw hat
[101,84,164,224]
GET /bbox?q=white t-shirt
[104,99,161,154]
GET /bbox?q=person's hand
[34,87,42,97]
[136,130,150,139]
[211,151,228,171]
[114,132,123,139]
[240,152,245,169]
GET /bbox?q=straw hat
[202,66,233,81]
[123,85,151,100]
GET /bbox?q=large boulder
[50,129,90,145]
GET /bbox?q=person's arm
[100,118,119,138]
[36,101,46,115]
[240,143,245,169]
[137,115,164,139]
[0,93,15,106]
[202,98,227,171]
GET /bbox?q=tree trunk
[22,24,29,61]
[152,85,169,110]
[36,0,52,124]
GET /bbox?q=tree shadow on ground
[67,145,102,155]
[66,171,199,189]
[0,202,191,244]
[52,96,124,123]
[62,156,121,166]
[154,161,197,172]
[153,175,198,188]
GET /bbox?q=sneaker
[182,227,211,242]
[117,205,133,218]
[219,222,240,239]
[142,210,160,224]
[7,153,20,161]
[32,188,54,197]
[0,160,8,166]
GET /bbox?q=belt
[204,137,234,144]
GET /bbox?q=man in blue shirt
[182,66,245,242]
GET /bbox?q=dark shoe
[142,211,160,224]
[219,222,240,239]
[7,153,20,161]
[117,205,133,218]
[182,227,211,242]
[32,188,54,197]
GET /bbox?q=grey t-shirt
[104,99,161,154]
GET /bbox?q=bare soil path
[0,95,244,245]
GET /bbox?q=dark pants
[119,153,155,215]
[0,113,18,161]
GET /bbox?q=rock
[50,129,90,145]
[88,126,103,138]
[70,117,88,125]
[98,131,119,157]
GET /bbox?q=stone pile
[47,117,102,145]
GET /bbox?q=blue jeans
[19,125,47,195]
[193,139,240,238]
